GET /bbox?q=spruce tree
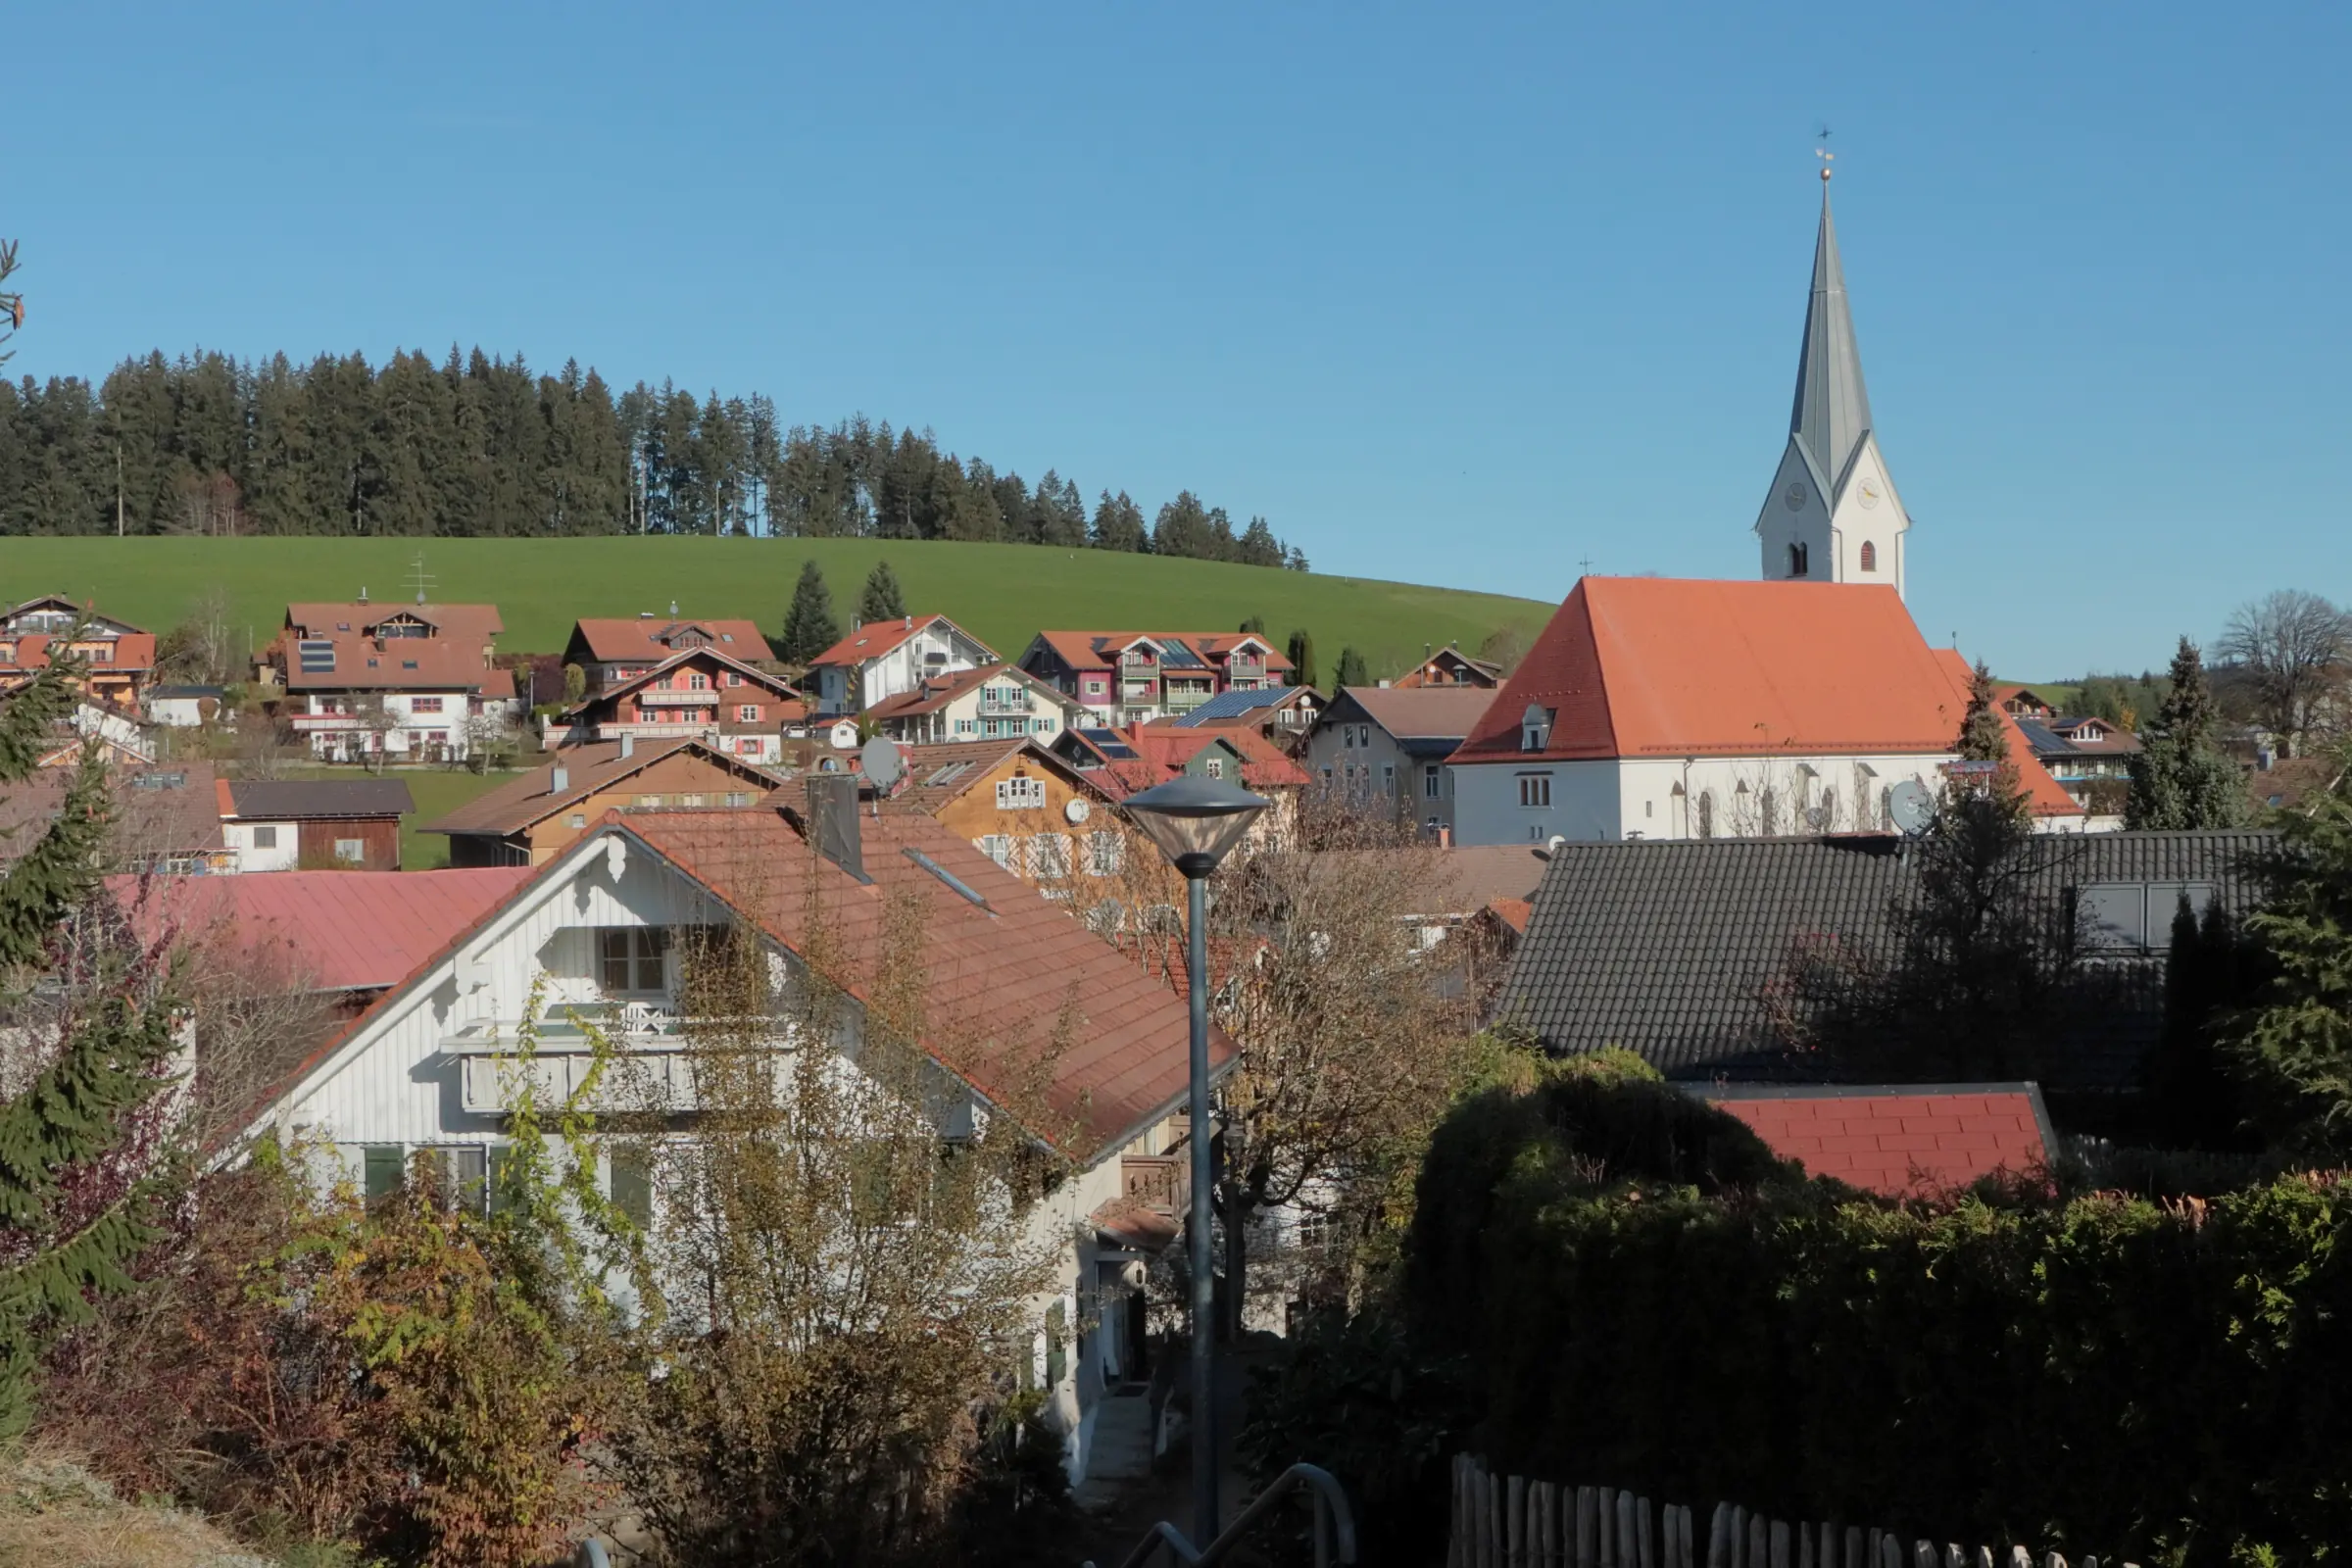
[1286,629,1318,690]
[1238,615,1265,635]
[0,622,182,1439]
[1957,660,2008,762]
[779,560,841,663]
[1335,646,1370,688]
[2126,636,2250,830]
[2226,780,2352,1152]
[857,560,906,623]
[1090,490,1148,552]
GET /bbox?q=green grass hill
[5,537,1554,679]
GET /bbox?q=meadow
[4,536,1555,676]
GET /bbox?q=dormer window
[1788,542,1809,577]
[1520,704,1553,753]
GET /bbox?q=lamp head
[1121,774,1270,878]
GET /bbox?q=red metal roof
[808,614,997,669]
[116,868,532,992]
[1704,1084,2053,1198]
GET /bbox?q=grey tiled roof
[1497,830,2274,1092]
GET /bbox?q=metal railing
[1087,1462,1357,1568]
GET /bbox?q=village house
[1306,685,1497,836]
[554,645,804,764]
[423,736,783,867]
[145,683,227,728]
[0,595,156,712]
[218,777,414,872]
[806,614,998,717]
[260,597,520,764]
[1392,643,1503,689]
[1016,631,1293,725]
[561,612,774,694]
[1996,686,2141,817]
[0,762,230,874]
[221,786,1229,1484]
[1056,722,1311,847]
[876,737,1124,887]
[861,663,1086,747]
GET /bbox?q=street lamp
[1120,773,1269,1542]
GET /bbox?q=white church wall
[1613,753,1953,841]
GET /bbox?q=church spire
[1788,180,1875,493]
[1753,167,1910,600]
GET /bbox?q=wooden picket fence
[1447,1456,2138,1568]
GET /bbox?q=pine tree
[1090,490,1148,552]
[2227,781,2352,1153]
[858,560,906,624]
[1286,629,1318,691]
[779,560,841,663]
[1238,615,1265,635]
[0,614,182,1439]
[1957,661,2008,762]
[2127,636,2250,830]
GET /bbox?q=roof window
[1520,705,1554,753]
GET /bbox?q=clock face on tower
[1856,476,1883,510]
[1783,482,1806,511]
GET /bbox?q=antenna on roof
[405,553,436,606]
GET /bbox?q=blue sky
[10,2,2349,677]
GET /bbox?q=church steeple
[1789,188,1874,496]
[1753,168,1911,599]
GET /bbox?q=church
[1445,174,2034,847]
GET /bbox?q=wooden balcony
[1121,1153,1187,1219]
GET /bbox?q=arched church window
[1788,542,1809,577]
[1859,540,1878,573]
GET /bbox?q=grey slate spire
[1788,187,1874,494]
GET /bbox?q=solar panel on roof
[1156,641,1206,668]
[1077,727,1140,760]
[1172,687,1291,725]
[297,639,336,673]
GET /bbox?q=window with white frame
[253,824,278,848]
[599,927,670,994]
[1204,758,1223,779]
[997,776,1047,809]
[978,834,1013,868]
[724,671,743,687]
[1517,773,1552,808]
[1423,764,1441,800]
[1086,831,1124,877]
[1032,833,1072,879]
[737,705,760,722]
[334,839,365,862]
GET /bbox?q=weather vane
[1815,124,1835,183]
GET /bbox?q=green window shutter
[1046,1298,1068,1387]
[362,1145,404,1204]
[609,1147,653,1232]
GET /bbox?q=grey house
[1304,685,1496,836]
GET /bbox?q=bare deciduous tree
[2218,590,2350,758]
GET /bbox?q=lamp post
[1120,773,1270,1542]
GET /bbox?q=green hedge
[1395,1071,2352,1566]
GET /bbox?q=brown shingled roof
[420,738,781,839]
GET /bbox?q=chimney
[619,732,635,760]
[551,764,569,794]
[903,614,911,629]
[359,586,369,605]
[806,773,866,882]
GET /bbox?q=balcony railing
[1121,1153,1187,1219]
[978,690,1034,715]
[633,687,720,706]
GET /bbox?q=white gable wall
[1452,750,1957,846]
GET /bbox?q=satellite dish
[859,736,906,795]
[1886,780,1935,836]
[1063,798,1092,825]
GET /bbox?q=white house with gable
[806,614,998,717]
[225,784,1221,1485]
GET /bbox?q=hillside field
[4,537,1555,676]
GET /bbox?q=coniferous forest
[0,347,1306,566]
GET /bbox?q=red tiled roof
[1028,630,1291,674]
[115,868,532,992]
[619,806,1229,1160]
[0,631,158,677]
[1704,1085,2052,1198]
[1486,897,1533,935]
[863,663,1069,722]
[1455,579,1973,762]
[570,616,773,663]
[808,614,996,669]
[421,737,782,837]
[557,646,800,719]
[284,602,503,645]
[1104,726,1310,794]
